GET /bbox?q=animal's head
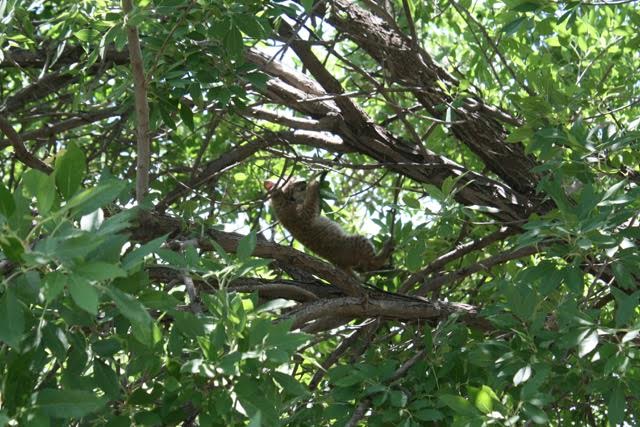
[264,178,307,207]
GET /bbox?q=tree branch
[131,211,366,297]
[0,107,122,149]
[123,0,151,203]
[0,114,53,174]
[400,226,519,292]
[416,245,539,295]
[290,297,488,330]
[322,0,540,196]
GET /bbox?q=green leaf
[523,403,549,425]
[22,169,55,213]
[0,183,16,217]
[179,101,194,130]
[607,385,626,426]
[173,311,205,338]
[564,266,583,294]
[502,17,526,36]
[612,262,635,290]
[236,15,266,38]
[413,408,444,421]
[157,248,187,267]
[44,271,67,303]
[301,0,314,13]
[224,26,243,56]
[76,262,127,281]
[600,179,627,204]
[237,231,257,261]
[576,184,601,219]
[405,242,423,271]
[35,388,107,418]
[68,275,99,315]
[66,180,126,216]
[94,359,121,399]
[122,234,167,270]
[402,194,420,209]
[0,234,24,262]
[55,142,86,200]
[474,386,494,414]
[0,288,25,348]
[107,286,152,329]
[438,394,478,416]
[389,390,408,408]
[247,410,262,427]
[272,372,308,397]
[611,288,640,327]
[74,29,100,42]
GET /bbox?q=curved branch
[0,115,53,174]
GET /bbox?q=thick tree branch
[1,46,129,69]
[322,0,539,196]
[277,22,531,223]
[290,297,488,330]
[131,211,366,296]
[2,72,78,114]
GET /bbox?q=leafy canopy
[0,0,639,426]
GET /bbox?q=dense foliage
[1,0,639,425]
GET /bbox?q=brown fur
[264,178,393,273]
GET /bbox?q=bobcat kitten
[264,178,393,273]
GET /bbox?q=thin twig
[449,0,535,97]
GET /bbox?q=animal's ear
[264,180,276,191]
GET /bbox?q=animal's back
[292,216,376,270]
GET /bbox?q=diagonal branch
[416,245,539,296]
[2,72,78,114]
[131,211,366,296]
[322,0,540,196]
[276,22,532,223]
[0,114,53,174]
[400,226,519,292]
